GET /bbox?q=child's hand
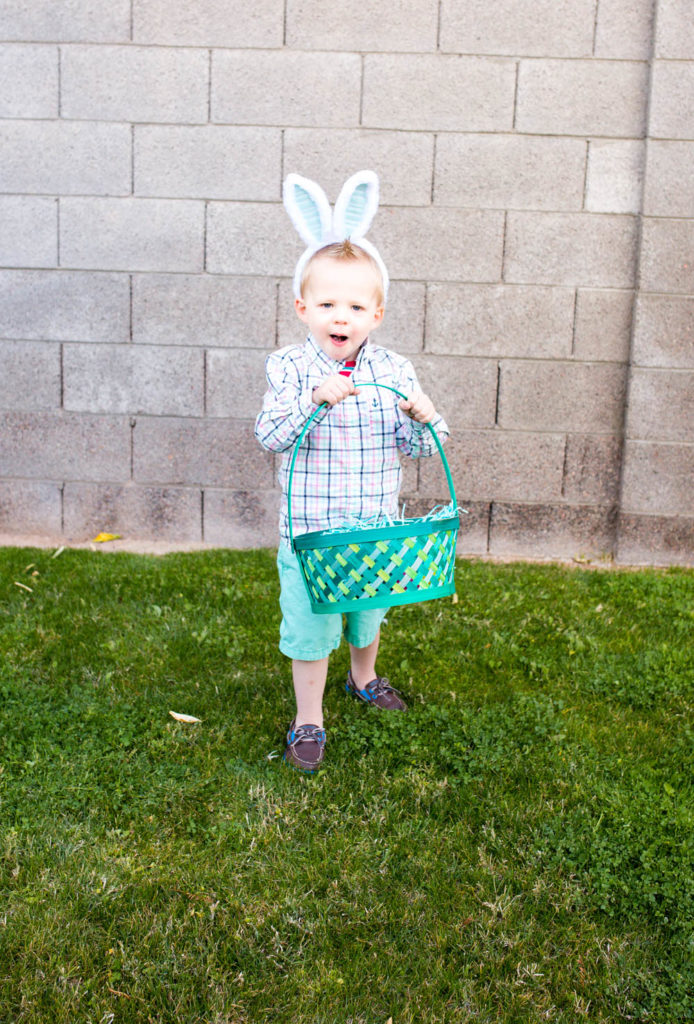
[399,390,436,424]
[312,374,360,407]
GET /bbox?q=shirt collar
[305,333,374,373]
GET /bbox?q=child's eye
[351,305,363,312]
[320,302,333,309]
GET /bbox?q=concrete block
[0,1,130,41]
[639,219,694,295]
[643,141,694,218]
[284,129,435,206]
[204,488,280,548]
[133,0,283,47]
[625,368,694,442]
[63,344,204,416]
[594,0,654,59]
[0,412,130,481]
[212,50,360,127]
[412,355,498,429]
[426,283,574,360]
[504,212,638,289]
[656,0,694,59]
[63,481,202,542]
[362,55,516,132]
[440,0,594,57]
[516,60,648,137]
[61,45,209,123]
[573,288,633,363]
[0,479,62,535]
[206,348,272,421]
[372,207,505,282]
[0,121,131,196]
[489,502,618,560]
[435,133,586,212]
[453,501,490,555]
[135,126,281,201]
[620,440,694,515]
[277,278,425,353]
[633,294,694,369]
[650,61,694,139]
[286,0,438,51]
[585,140,645,214]
[133,417,274,488]
[563,434,622,504]
[207,203,297,276]
[0,45,58,117]
[133,274,277,348]
[617,513,694,567]
[0,197,57,268]
[0,341,60,412]
[60,198,204,273]
[498,360,627,434]
[0,270,130,343]
[419,430,565,502]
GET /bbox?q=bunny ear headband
[283,169,389,303]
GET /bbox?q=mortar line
[129,419,135,480]
[203,349,208,416]
[201,490,205,542]
[592,0,599,55]
[131,124,136,195]
[130,0,134,41]
[203,201,208,272]
[359,55,365,125]
[614,0,660,559]
[436,0,443,50]
[486,502,494,553]
[422,283,429,352]
[60,483,65,534]
[500,210,508,282]
[59,343,64,408]
[561,436,569,497]
[57,46,62,118]
[494,361,502,425]
[570,288,578,357]
[282,0,288,46]
[129,275,134,342]
[582,140,590,210]
[275,280,281,347]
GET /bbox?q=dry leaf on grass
[92,532,121,543]
[169,711,202,724]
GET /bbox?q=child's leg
[293,657,329,728]
[348,630,380,687]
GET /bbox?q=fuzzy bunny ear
[333,170,380,240]
[283,174,332,247]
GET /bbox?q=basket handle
[287,381,457,552]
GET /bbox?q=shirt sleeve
[392,358,450,459]
[254,349,330,453]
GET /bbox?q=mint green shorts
[277,543,387,661]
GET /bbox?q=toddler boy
[255,172,449,772]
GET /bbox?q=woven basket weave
[288,382,459,613]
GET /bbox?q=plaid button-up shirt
[255,334,450,544]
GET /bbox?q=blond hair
[300,241,385,306]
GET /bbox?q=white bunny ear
[283,174,332,246]
[333,170,380,240]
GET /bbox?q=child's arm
[255,351,331,453]
[393,365,448,458]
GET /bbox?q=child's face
[295,256,384,363]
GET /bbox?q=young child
[255,171,449,772]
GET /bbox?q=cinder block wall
[0,0,691,564]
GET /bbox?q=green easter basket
[288,382,459,613]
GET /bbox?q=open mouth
[330,334,348,343]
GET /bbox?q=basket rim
[294,514,460,551]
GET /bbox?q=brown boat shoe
[283,720,326,773]
[345,671,408,711]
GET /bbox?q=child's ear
[295,297,309,322]
[371,306,385,330]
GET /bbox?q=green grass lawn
[0,546,692,1023]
